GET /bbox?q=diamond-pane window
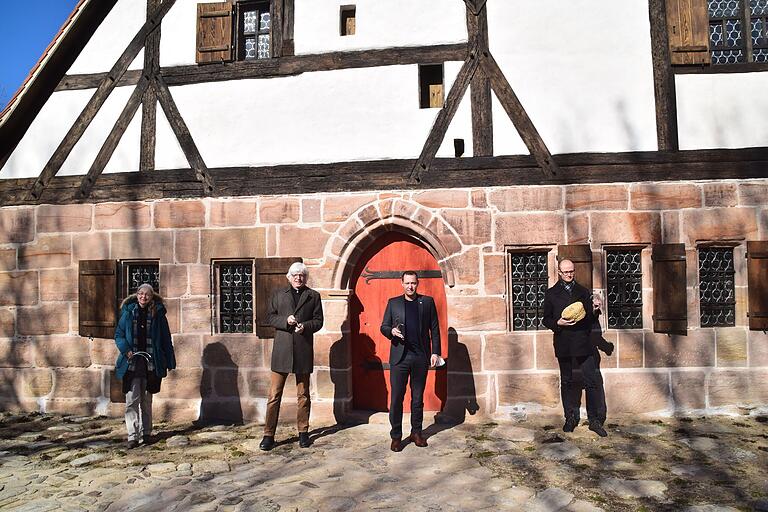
[606,250,643,329]
[217,262,254,333]
[238,2,271,60]
[698,248,736,327]
[508,252,548,331]
[708,0,768,63]
[121,261,160,298]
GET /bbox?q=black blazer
[542,281,594,358]
[380,294,441,365]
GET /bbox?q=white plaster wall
[161,0,218,67]
[67,0,146,74]
[676,73,768,150]
[488,0,658,155]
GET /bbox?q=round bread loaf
[562,301,586,322]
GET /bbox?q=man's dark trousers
[559,354,602,423]
[389,351,429,439]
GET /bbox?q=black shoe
[126,440,139,449]
[259,436,275,451]
[563,417,578,433]
[390,437,402,452]
[589,422,608,437]
[142,435,153,445]
[298,432,311,448]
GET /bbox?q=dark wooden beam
[648,0,679,151]
[272,0,284,58]
[467,4,492,157]
[140,0,161,172]
[480,51,560,178]
[409,46,480,183]
[77,76,151,199]
[463,0,488,16]
[282,0,295,56]
[54,44,469,91]
[25,0,177,202]
[153,75,215,194]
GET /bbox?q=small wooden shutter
[196,2,233,64]
[666,0,711,65]
[747,241,768,330]
[557,245,593,290]
[79,260,118,339]
[255,257,302,338]
[652,244,688,334]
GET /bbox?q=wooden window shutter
[747,241,768,330]
[255,257,302,338]
[557,245,593,290]
[196,2,233,64]
[666,0,710,65]
[79,260,118,339]
[651,244,688,334]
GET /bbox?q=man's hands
[391,325,404,339]
[430,354,439,367]
[287,314,297,326]
[557,317,576,327]
[288,315,305,334]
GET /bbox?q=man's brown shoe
[410,432,428,447]
[390,437,402,452]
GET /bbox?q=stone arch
[328,198,460,290]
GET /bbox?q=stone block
[445,248,480,285]
[483,254,505,295]
[44,399,97,416]
[412,190,468,209]
[21,369,53,397]
[0,271,39,305]
[426,217,462,254]
[0,249,16,271]
[112,231,174,262]
[661,211,680,244]
[202,335,265,368]
[209,200,257,226]
[188,264,210,295]
[495,213,564,249]
[644,330,714,368]
[321,300,349,332]
[159,264,188,298]
[441,210,491,246]
[302,198,321,223]
[594,329,618,369]
[152,399,201,423]
[170,334,202,368]
[703,183,738,207]
[51,369,102,399]
[315,369,350,399]
[535,332,559,369]
[154,200,205,228]
[670,371,706,410]
[681,208,758,245]
[213,368,246,397]
[0,208,34,243]
[17,304,68,335]
[447,296,506,331]
[34,337,91,368]
[278,226,329,259]
[488,187,562,212]
[259,198,300,224]
[748,330,768,368]
[200,228,265,261]
[392,199,418,220]
[0,338,31,367]
[566,185,628,210]
[72,232,109,261]
[485,332,534,370]
[90,338,119,366]
[358,204,380,226]
[37,204,92,233]
[715,327,747,367]
[155,368,204,400]
[630,183,701,210]
[591,211,662,245]
[604,372,670,413]
[618,330,643,368]
[175,230,200,263]
[760,208,768,240]
[180,297,211,333]
[95,202,151,230]
[247,368,272,397]
[447,371,487,397]
[447,332,482,372]
[566,213,589,244]
[18,235,71,269]
[497,373,560,407]
[40,268,77,302]
[324,194,377,222]
[739,182,768,206]
[708,369,768,406]
[471,189,487,208]
[313,332,349,369]
[165,298,180,334]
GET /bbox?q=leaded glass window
[698,247,736,327]
[508,252,548,331]
[122,261,160,297]
[708,0,768,64]
[218,262,254,333]
[238,1,271,60]
[606,249,643,329]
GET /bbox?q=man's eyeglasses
[559,270,575,275]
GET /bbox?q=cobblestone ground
[0,411,767,511]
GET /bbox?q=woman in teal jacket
[115,284,175,448]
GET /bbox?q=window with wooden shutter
[557,245,593,291]
[196,2,234,64]
[340,5,356,36]
[747,241,768,330]
[419,64,444,109]
[255,257,302,338]
[652,244,688,335]
[79,260,118,339]
[666,0,710,65]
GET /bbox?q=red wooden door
[351,232,448,412]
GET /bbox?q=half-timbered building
[1,0,766,423]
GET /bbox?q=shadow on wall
[198,342,243,425]
[438,327,479,424]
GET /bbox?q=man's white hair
[286,262,308,278]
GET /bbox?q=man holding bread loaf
[543,259,607,437]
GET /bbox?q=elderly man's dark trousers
[389,352,428,439]
[558,354,602,422]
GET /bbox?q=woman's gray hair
[286,262,308,278]
[136,283,155,296]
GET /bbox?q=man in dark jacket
[380,271,442,452]
[543,259,607,437]
[259,262,324,451]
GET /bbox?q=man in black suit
[543,259,607,437]
[380,271,441,452]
